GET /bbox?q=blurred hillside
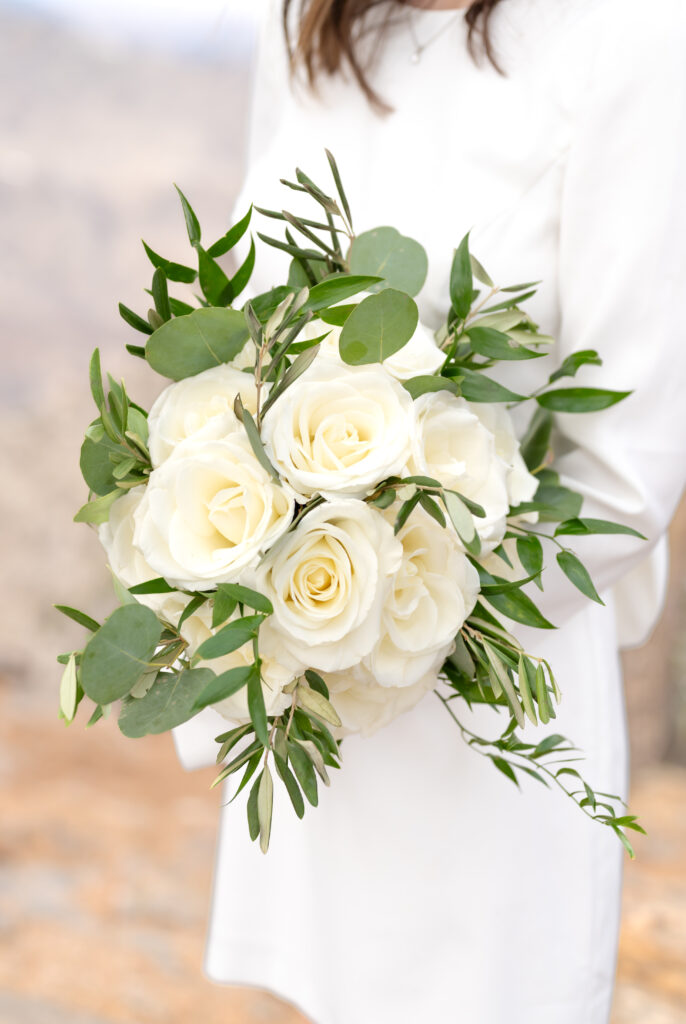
[0,5,685,1023]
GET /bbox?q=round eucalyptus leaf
[81,604,162,705]
[349,226,428,296]
[146,307,250,381]
[80,435,119,495]
[118,667,216,738]
[339,289,418,365]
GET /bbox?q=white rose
[382,321,444,381]
[246,499,403,673]
[180,604,293,723]
[262,356,415,500]
[324,663,438,738]
[468,402,538,509]
[133,434,295,591]
[365,507,480,688]
[411,392,510,554]
[98,487,189,622]
[147,363,258,466]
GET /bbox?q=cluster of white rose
[99,316,537,737]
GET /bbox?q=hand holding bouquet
[57,153,645,854]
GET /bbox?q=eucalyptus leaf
[118,667,216,737]
[349,226,428,296]
[146,307,249,381]
[339,289,418,365]
[81,604,162,705]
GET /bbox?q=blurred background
[1,1,685,1021]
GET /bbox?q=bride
[173,1,686,1021]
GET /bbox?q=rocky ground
[1,6,685,1022]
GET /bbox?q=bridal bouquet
[57,153,644,853]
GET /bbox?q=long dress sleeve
[527,1,686,632]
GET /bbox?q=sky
[6,0,263,56]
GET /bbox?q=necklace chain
[406,9,463,64]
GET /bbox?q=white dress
[173,2,686,1021]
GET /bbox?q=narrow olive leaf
[260,345,320,418]
[484,588,556,630]
[257,231,328,263]
[126,343,147,359]
[54,605,101,633]
[296,738,330,786]
[483,641,524,727]
[403,375,459,400]
[211,738,262,789]
[119,302,154,335]
[537,387,631,413]
[207,205,253,258]
[534,663,552,725]
[297,684,342,728]
[517,653,538,726]
[128,578,176,595]
[215,723,252,764]
[548,349,602,384]
[193,665,254,711]
[419,492,446,528]
[394,491,422,534]
[442,490,481,556]
[556,550,604,604]
[369,488,396,509]
[469,253,493,287]
[287,740,319,806]
[257,763,274,854]
[319,303,355,327]
[212,589,238,629]
[59,653,79,723]
[325,148,353,227]
[448,633,475,677]
[247,664,269,746]
[234,396,280,481]
[481,290,537,313]
[178,594,208,630]
[195,615,264,661]
[470,310,526,332]
[554,517,647,540]
[458,369,526,404]
[450,233,473,321]
[169,296,194,316]
[88,348,106,412]
[228,236,256,301]
[519,406,553,472]
[73,489,120,526]
[491,756,519,787]
[148,308,164,330]
[304,669,330,699]
[274,752,305,819]
[467,326,545,361]
[80,604,162,705]
[302,274,382,314]
[516,536,544,590]
[142,240,197,283]
[174,184,201,246]
[197,245,232,306]
[247,772,261,841]
[213,583,274,616]
[151,267,171,322]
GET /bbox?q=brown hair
[283,1,506,109]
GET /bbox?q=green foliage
[349,226,428,296]
[537,387,631,413]
[449,233,473,321]
[81,604,162,705]
[118,667,216,737]
[146,307,249,381]
[339,289,418,364]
